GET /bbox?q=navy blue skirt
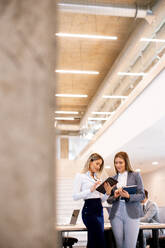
[82,198,106,248]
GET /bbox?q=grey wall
[0,1,56,247]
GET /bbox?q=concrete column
[0,1,56,247]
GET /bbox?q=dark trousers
[82,198,106,248]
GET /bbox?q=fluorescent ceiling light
[103,95,128,99]
[55,111,79,114]
[135,168,141,172]
[88,117,109,121]
[55,117,75,120]
[140,38,165,43]
[55,69,99,75]
[56,33,118,40]
[118,72,147,76]
[152,161,159,165]
[55,94,88,98]
[92,111,114,115]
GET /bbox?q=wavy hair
[82,153,104,173]
[114,151,134,174]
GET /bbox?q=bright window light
[152,161,159,165]
[140,38,165,43]
[84,132,94,140]
[55,117,75,120]
[103,95,128,99]
[55,94,88,98]
[88,117,109,121]
[118,72,147,76]
[55,111,79,114]
[56,33,118,40]
[55,69,99,75]
[92,111,114,115]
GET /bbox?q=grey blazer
[140,200,160,223]
[107,171,145,219]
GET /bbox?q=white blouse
[116,171,128,188]
[73,171,109,201]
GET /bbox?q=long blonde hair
[82,153,104,174]
[114,151,134,174]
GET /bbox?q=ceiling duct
[58,1,153,23]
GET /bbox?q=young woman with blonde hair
[73,153,112,248]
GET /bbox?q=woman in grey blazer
[107,151,145,248]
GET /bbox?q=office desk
[138,223,165,248]
[56,223,165,248]
[56,223,86,247]
[56,223,111,247]
[56,223,110,232]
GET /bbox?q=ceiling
[55,0,165,140]
[55,0,155,132]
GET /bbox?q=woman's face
[89,159,103,173]
[114,156,126,173]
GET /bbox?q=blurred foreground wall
[0,1,56,247]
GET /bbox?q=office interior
[1,0,165,247]
[56,0,165,247]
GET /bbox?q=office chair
[62,236,78,248]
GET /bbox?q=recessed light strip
[118,72,147,76]
[55,69,99,75]
[56,33,118,40]
[141,38,165,43]
[55,94,88,98]
[55,117,75,120]
[55,111,79,114]
[103,95,128,99]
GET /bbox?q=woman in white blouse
[73,153,112,248]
